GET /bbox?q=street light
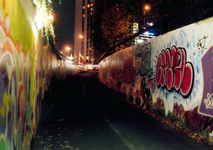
[145,5,150,10]
[79,34,84,63]
[66,47,71,56]
[66,47,71,50]
[143,4,150,29]
[79,35,83,39]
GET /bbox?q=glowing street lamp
[145,5,150,10]
[143,4,150,29]
[79,35,83,39]
[66,47,71,51]
[66,47,71,56]
[79,34,84,63]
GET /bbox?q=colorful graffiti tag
[99,17,213,142]
[198,47,213,118]
[0,1,69,149]
[0,5,40,150]
[156,46,194,97]
[122,58,135,86]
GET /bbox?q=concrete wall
[99,16,213,142]
[0,0,67,149]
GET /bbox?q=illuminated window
[91,0,93,2]
[83,14,85,17]
[91,12,93,15]
[91,8,93,11]
[88,4,90,8]
[91,3,93,6]
[83,6,85,9]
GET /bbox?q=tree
[123,0,162,25]
[93,0,213,62]
[166,0,213,32]
[123,0,213,33]
[101,4,132,51]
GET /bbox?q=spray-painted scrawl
[156,46,194,97]
[99,17,213,142]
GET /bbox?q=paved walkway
[31,71,213,150]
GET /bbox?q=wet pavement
[31,71,213,150]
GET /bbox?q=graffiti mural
[0,1,40,148]
[99,17,213,142]
[156,46,194,97]
[0,0,64,149]
[198,47,213,118]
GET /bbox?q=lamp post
[143,4,150,29]
[79,34,83,63]
[66,47,71,56]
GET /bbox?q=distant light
[67,56,74,60]
[66,47,71,50]
[79,35,83,38]
[66,60,72,63]
[137,39,144,44]
[142,31,155,36]
[144,32,149,35]
[86,65,93,70]
[144,5,150,10]
[147,22,154,26]
[85,64,99,70]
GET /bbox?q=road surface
[31,71,213,150]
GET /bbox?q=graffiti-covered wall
[99,17,213,142]
[0,0,65,149]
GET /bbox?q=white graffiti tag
[204,93,213,109]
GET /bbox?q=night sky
[58,0,75,50]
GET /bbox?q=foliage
[94,0,213,62]
[123,0,213,33]
[123,0,162,24]
[33,0,55,44]
[101,4,132,51]
[164,0,213,32]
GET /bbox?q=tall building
[74,0,95,64]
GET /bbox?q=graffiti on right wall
[156,46,194,98]
[99,17,213,142]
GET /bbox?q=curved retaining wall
[99,16,213,142]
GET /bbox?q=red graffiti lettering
[156,46,194,97]
[123,58,135,86]
[111,68,117,80]
[148,77,155,91]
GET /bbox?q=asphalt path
[31,71,213,150]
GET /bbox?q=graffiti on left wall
[0,5,41,150]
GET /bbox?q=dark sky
[57,0,122,51]
[59,0,75,50]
